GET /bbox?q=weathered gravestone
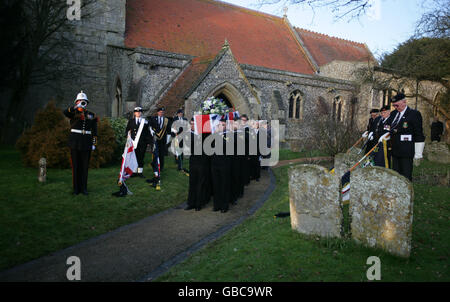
[334,152,361,182]
[289,165,341,238]
[424,141,450,164]
[350,166,414,257]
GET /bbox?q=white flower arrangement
[201,96,230,115]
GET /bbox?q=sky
[222,0,428,60]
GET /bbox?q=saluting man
[387,93,425,181]
[125,107,151,178]
[63,91,98,195]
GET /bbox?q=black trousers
[135,143,147,169]
[243,156,251,186]
[211,158,231,211]
[70,149,91,193]
[175,154,184,170]
[250,155,261,180]
[392,156,413,181]
[187,158,210,208]
[231,156,244,201]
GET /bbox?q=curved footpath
[0,169,275,282]
[0,156,331,282]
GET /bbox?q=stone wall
[289,165,342,238]
[350,167,414,258]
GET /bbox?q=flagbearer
[63,91,98,195]
[372,105,392,168]
[125,107,151,178]
[387,93,425,181]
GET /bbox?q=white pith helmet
[75,90,89,103]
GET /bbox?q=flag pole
[349,141,380,172]
[346,136,364,153]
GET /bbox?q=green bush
[109,117,128,161]
[16,101,117,168]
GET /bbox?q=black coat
[125,117,152,147]
[387,107,425,158]
[63,107,98,151]
[148,116,172,155]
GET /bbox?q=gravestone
[289,165,341,238]
[350,166,414,257]
[424,141,450,164]
[333,152,361,181]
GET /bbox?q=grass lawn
[0,145,190,271]
[278,149,329,161]
[157,160,449,282]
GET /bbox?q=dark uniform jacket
[63,107,98,151]
[149,116,172,155]
[387,106,425,158]
[125,117,152,147]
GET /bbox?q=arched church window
[289,90,303,120]
[112,78,123,117]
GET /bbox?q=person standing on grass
[125,107,151,178]
[63,91,98,196]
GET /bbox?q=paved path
[0,169,275,282]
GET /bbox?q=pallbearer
[185,118,210,211]
[240,114,251,186]
[230,118,244,202]
[63,91,98,195]
[249,120,261,182]
[125,107,151,178]
[210,119,231,213]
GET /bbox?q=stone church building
[11,0,447,146]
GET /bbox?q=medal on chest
[402,121,408,129]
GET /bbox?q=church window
[288,90,303,120]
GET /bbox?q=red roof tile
[156,56,213,116]
[295,28,374,66]
[125,0,316,74]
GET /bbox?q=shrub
[16,101,117,168]
[109,117,128,161]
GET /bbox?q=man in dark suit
[125,107,152,178]
[63,91,98,195]
[171,109,188,172]
[372,105,392,168]
[431,116,444,142]
[364,109,380,154]
[147,107,172,187]
[387,93,425,181]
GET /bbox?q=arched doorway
[210,82,252,117]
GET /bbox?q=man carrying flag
[125,107,151,178]
[113,133,138,197]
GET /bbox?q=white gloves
[414,142,425,159]
[368,132,373,141]
[378,132,390,143]
[92,145,96,151]
[362,131,368,138]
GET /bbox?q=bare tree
[1,0,95,143]
[415,0,450,38]
[255,0,373,20]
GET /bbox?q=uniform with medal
[125,107,152,178]
[372,105,392,168]
[387,93,425,181]
[63,91,98,195]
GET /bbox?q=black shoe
[82,190,88,196]
[138,173,145,178]
[185,205,195,211]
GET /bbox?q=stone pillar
[289,165,341,238]
[350,167,414,257]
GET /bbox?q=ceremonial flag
[225,111,240,120]
[193,114,221,134]
[372,138,389,168]
[118,134,138,184]
[341,171,351,202]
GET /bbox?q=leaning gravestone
[334,152,361,181]
[350,166,414,257]
[289,165,341,238]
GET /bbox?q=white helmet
[75,90,88,102]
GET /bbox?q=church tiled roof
[156,56,214,116]
[125,0,316,75]
[295,28,374,66]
